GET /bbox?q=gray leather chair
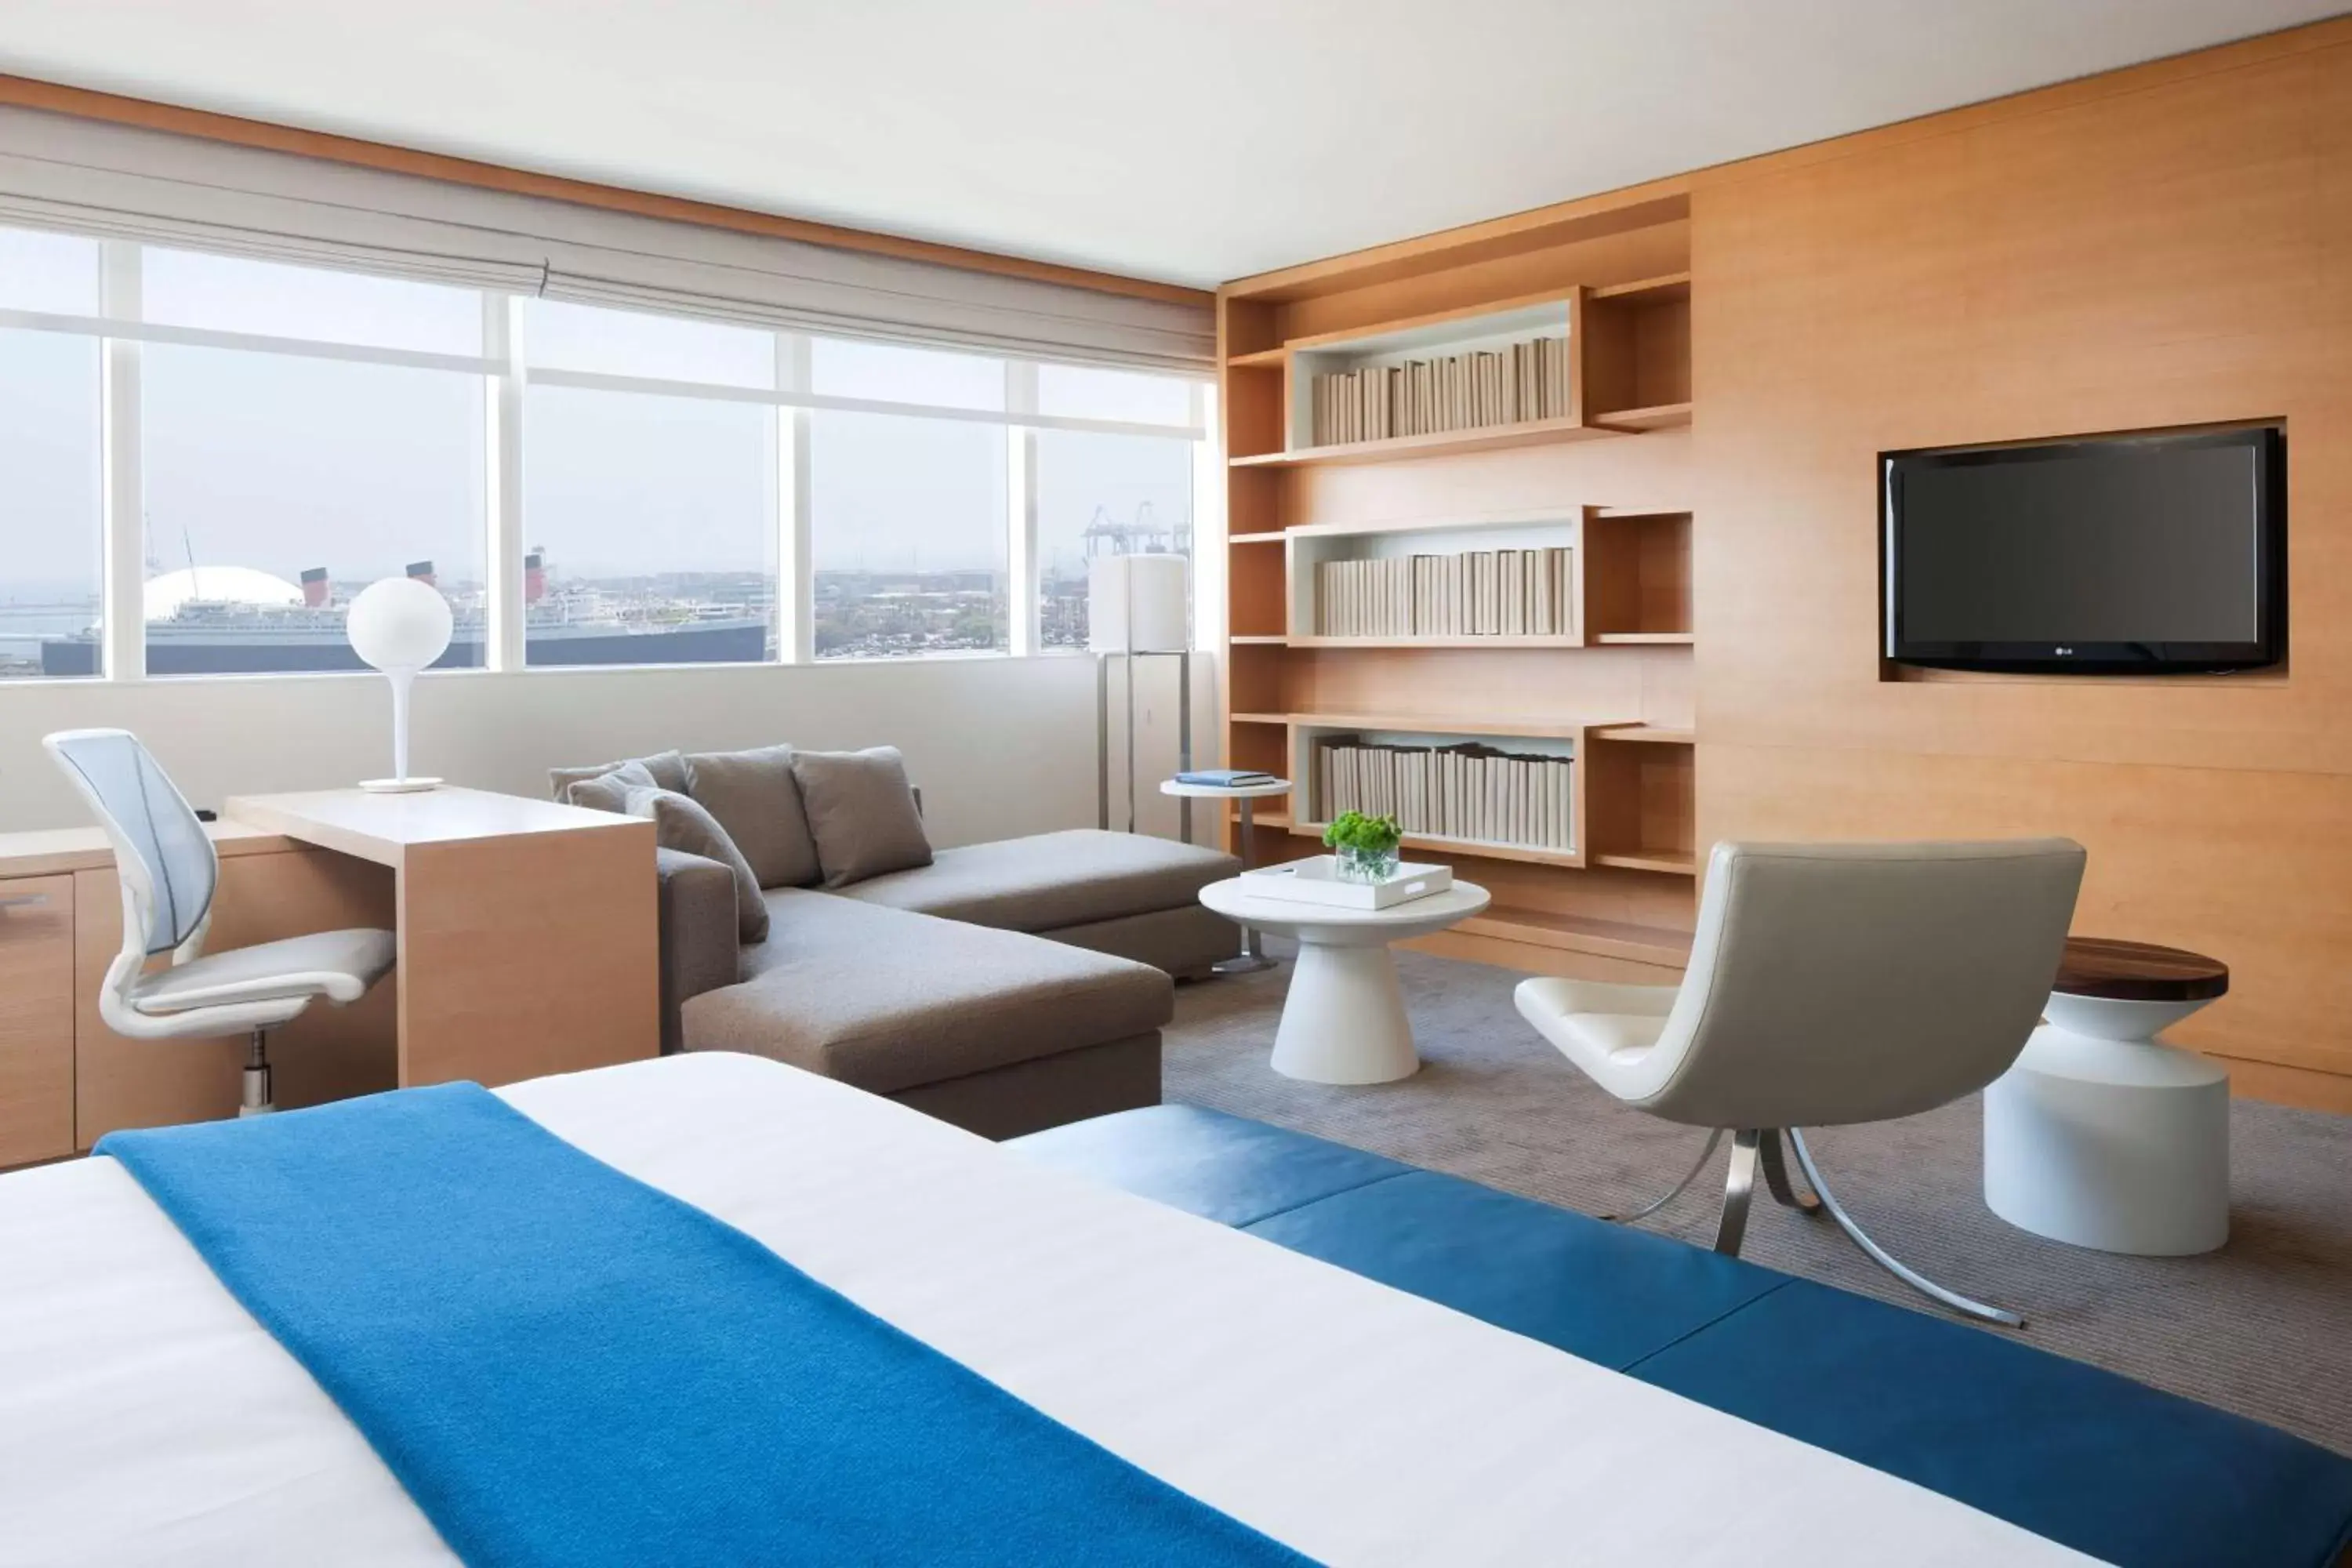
[1515,838,2085,1325]
[45,728,396,1116]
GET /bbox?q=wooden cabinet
[0,875,75,1167]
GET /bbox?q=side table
[1983,937,2231,1256]
[1160,778,1292,975]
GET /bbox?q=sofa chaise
[554,744,1239,1138]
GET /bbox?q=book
[1175,769,1276,788]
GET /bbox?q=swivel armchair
[1515,838,2084,1326]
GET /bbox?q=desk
[0,789,657,1162]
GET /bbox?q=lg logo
[2055,645,2075,655]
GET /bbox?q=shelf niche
[1287,513,1585,646]
[1584,731,1696,877]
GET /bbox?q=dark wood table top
[2056,937,2229,1003]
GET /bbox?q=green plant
[1323,811,1401,855]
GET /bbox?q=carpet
[1164,939,2352,1457]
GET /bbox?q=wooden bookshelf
[1218,189,1698,975]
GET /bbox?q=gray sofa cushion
[684,891,1171,1094]
[791,746,933,888]
[561,757,658,815]
[551,749,690,801]
[835,829,1238,933]
[684,744,820,889]
[623,785,768,945]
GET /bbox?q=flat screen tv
[1882,425,2285,674]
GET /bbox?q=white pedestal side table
[1983,937,2231,1257]
[1160,778,1292,975]
[1196,876,1490,1085]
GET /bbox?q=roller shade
[0,103,1213,372]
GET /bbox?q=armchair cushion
[683,745,820,890]
[623,786,768,945]
[790,746,933,889]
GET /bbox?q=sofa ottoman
[833,828,1239,978]
[681,891,1173,1139]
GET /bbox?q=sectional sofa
[554,744,1240,1138]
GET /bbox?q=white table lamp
[347,576,454,793]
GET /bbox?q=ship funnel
[405,560,437,588]
[300,568,329,608]
[524,550,547,605]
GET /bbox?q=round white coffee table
[1160,778,1293,975]
[1983,938,2230,1256]
[1196,876,1490,1085]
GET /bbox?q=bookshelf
[1217,189,1698,978]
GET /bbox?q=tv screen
[1882,425,2285,673]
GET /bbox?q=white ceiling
[0,1,2337,289]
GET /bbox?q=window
[521,300,779,666]
[0,328,103,679]
[527,298,774,388]
[811,412,1007,658]
[0,226,100,315]
[143,245,481,355]
[812,337,1002,411]
[1037,362,1195,427]
[1035,430,1194,652]
[3,222,1212,680]
[524,386,776,665]
[141,344,485,673]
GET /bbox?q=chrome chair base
[238,1029,276,1118]
[1606,1126,2024,1329]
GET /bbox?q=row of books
[1317,739,1574,851]
[1316,548,1573,639]
[1309,335,1571,446]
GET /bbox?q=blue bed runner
[1015,1105,2352,1568]
[97,1084,1313,1568]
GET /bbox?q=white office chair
[45,729,396,1116]
[1515,838,2084,1326]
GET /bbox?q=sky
[0,230,1195,603]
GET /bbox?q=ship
[39,554,771,676]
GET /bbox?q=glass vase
[1336,844,1400,884]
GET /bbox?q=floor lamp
[1091,554,1191,841]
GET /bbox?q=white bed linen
[0,1054,2093,1566]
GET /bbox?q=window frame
[0,227,1213,682]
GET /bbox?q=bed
[0,1052,2205,1564]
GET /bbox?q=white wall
[0,654,1222,848]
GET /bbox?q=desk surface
[0,821,289,879]
[223,787,644,868]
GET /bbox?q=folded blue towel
[99,1085,1315,1568]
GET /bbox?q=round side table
[1160,779,1292,975]
[1983,937,2230,1256]
[1196,877,1490,1084]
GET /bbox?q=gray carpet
[1164,939,2352,1457]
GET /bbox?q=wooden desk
[0,789,657,1163]
[223,789,658,1095]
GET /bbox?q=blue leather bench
[1011,1105,2352,1568]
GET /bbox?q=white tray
[1240,855,1454,910]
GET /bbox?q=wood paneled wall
[1685,23,2352,1107]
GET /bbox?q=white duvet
[0,1053,2091,1566]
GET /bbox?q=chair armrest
[655,847,744,1053]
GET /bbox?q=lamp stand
[360,666,441,793]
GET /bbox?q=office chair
[44,728,396,1116]
[1515,838,2084,1326]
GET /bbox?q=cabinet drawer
[0,874,74,1167]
